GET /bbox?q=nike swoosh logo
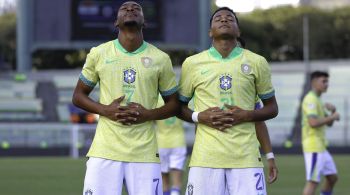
[105,59,118,64]
[201,69,210,75]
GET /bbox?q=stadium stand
[266,73,305,145]
[0,79,44,121]
[323,66,350,146]
[1,61,350,156]
[53,75,99,123]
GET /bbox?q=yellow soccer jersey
[179,46,275,168]
[80,39,178,163]
[156,96,186,148]
[301,91,327,152]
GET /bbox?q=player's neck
[212,39,238,58]
[311,88,322,96]
[118,31,144,52]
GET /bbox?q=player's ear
[114,20,119,28]
[209,29,213,38]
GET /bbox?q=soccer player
[156,95,187,195]
[72,2,179,195]
[301,71,340,195]
[178,7,278,195]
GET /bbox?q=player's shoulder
[146,42,171,60]
[89,40,114,55]
[187,50,208,61]
[242,48,267,64]
[303,91,318,103]
[182,50,208,67]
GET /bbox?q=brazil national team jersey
[179,46,275,168]
[80,39,178,163]
[302,91,327,152]
[156,96,186,148]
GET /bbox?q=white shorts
[304,150,337,182]
[83,157,162,195]
[186,167,266,195]
[159,147,187,173]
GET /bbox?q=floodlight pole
[16,0,32,72]
[303,15,310,75]
[198,0,211,51]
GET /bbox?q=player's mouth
[219,25,231,29]
[124,13,138,18]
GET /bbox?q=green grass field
[0,155,349,195]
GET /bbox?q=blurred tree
[2,5,350,70]
[32,50,88,70]
[239,6,350,61]
[0,13,16,70]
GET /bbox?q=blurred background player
[156,95,187,195]
[72,1,179,195]
[302,71,340,195]
[178,7,278,195]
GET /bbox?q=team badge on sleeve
[219,74,232,91]
[123,68,137,84]
[308,103,315,110]
[241,64,252,74]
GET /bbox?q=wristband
[191,112,199,123]
[266,152,275,160]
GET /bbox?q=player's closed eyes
[214,15,235,22]
[120,5,141,11]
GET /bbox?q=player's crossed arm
[116,93,180,125]
[177,101,234,131]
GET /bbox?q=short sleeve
[303,96,318,118]
[80,47,99,88]
[158,56,178,96]
[178,58,194,103]
[256,57,275,100]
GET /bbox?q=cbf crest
[219,74,232,91]
[123,68,136,84]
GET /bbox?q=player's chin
[123,20,140,27]
[217,32,235,39]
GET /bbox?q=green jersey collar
[209,46,243,61]
[114,39,147,55]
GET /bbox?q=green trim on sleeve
[160,86,178,96]
[79,73,97,88]
[179,94,192,103]
[307,114,318,118]
[258,90,275,100]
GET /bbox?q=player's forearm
[245,105,278,122]
[177,103,193,123]
[148,94,180,120]
[72,92,106,115]
[309,116,335,128]
[255,122,273,154]
[246,96,278,122]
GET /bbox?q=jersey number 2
[254,172,265,191]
